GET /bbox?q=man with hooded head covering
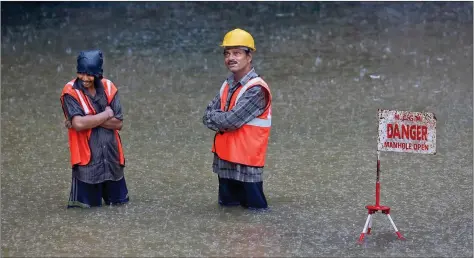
[60,50,129,208]
[202,29,272,210]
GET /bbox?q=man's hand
[65,119,72,129]
[101,106,122,130]
[104,106,114,119]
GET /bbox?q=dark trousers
[218,176,268,209]
[67,176,129,208]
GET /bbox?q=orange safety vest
[60,78,125,167]
[212,77,272,167]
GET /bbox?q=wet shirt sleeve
[206,86,266,132]
[203,92,221,131]
[62,94,85,120]
[109,92,124,121]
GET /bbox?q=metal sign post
[358,109,437,244]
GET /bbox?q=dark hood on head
[76,50,103,78]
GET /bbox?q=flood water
[1,2,473,257]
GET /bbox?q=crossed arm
[62,94,123,131]
[98,117,123,130]
[202,86,266,132]
[67,110,123,131]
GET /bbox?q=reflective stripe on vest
[103,79,112,96]
[219,80,227,98]
[235,77,265,101]
[74,89,90,115]
[246,117,271,127]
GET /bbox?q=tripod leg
[358,214,372,243]
[386,214,405,240]
[367,214,373,234]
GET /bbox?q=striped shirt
[203,68,267,182]
[62,78,125,184]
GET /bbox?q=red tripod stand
[358,151,405,244]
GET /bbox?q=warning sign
[377,109,437,154]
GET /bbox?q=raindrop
[314,57,322,67]
[275,12,295,17]
[369,74,381,79]
[66,47,72,54]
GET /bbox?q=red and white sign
[377,109,437,154]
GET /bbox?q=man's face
[224,48,252,73]
[77,73,95,88]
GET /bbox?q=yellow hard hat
[220,28,256,51]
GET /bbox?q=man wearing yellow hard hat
[203,28,272,210]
